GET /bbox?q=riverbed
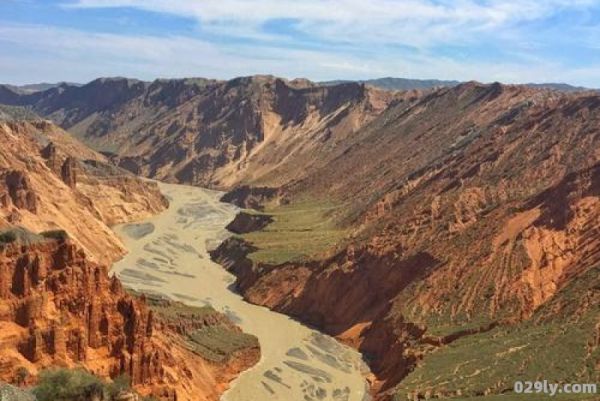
[111,182,371,401]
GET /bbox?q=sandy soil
[112,182,371,401]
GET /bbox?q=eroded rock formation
[0,120,168,266]
[0,234,161,386]
[0,231,258,401]
[0,171,37,213]
[214,82,600,399]
[60,157,77,188]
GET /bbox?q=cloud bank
[0,0,599,85]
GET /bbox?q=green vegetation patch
[393,266,600,400]
[446,393,596,401]
[142,292,216,321]
[129,290,258,364]
[187,325,259,363]
[241,198,349,264]
[0,228,47,246]
[32,369,155,401]
[40,229,69,241]
[395,321,596,400]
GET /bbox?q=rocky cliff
[0,230,259,401]
[0,77,397,189]
[215,82,600,399]
[0,115,260,400]
[0,119,167,265]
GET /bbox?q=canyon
[0,77,599,400]
[0,112,260,400]
[112,182,371,401]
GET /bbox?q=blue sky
[1,0,600,86]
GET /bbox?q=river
[111,182,371,401]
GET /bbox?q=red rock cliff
[0,231,257,401]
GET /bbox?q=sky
[1,0,600,86]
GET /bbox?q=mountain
[1,82,82,95]
[525,82,593,92]
[0,76,397,189]
[321,77,596,92]
[212,82,600,400]
[321,77,461,90]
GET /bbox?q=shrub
[15,367,30,386]
[0,231,17,244]
[33,368,104,401]
[40,229,69,241]
[32,369,157,401]
[106,374,131,398]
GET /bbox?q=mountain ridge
[0,75,399,189]
[2,75,594,101]
[210,80,600,400]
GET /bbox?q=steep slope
[215,83,600,399]
[4,77,599,399]
[0,114,260,400]
[0,76,396,189]
[0,117,167,265]
[0,229,259,401]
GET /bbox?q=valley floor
[112,182,372,401]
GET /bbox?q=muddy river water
[112,182,371,401]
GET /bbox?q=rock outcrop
[0,76,398,189]
[0,230,259,401]
[0,171,37,213]
[225,212,273,234]
[40,143,58,172]
[60,157,77,188]
[214,82,600,399]
[0,120,168,265]
[0,233,162,386]
[220,186,280,210]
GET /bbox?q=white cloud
[0,23,401,83]
[2,1,600,86]
[2,22,600,87]
[65,0,599,48]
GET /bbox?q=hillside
[0,117,168,265]
[0,116,260,400]
[0,76,397,188]
[212,82,600,400]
